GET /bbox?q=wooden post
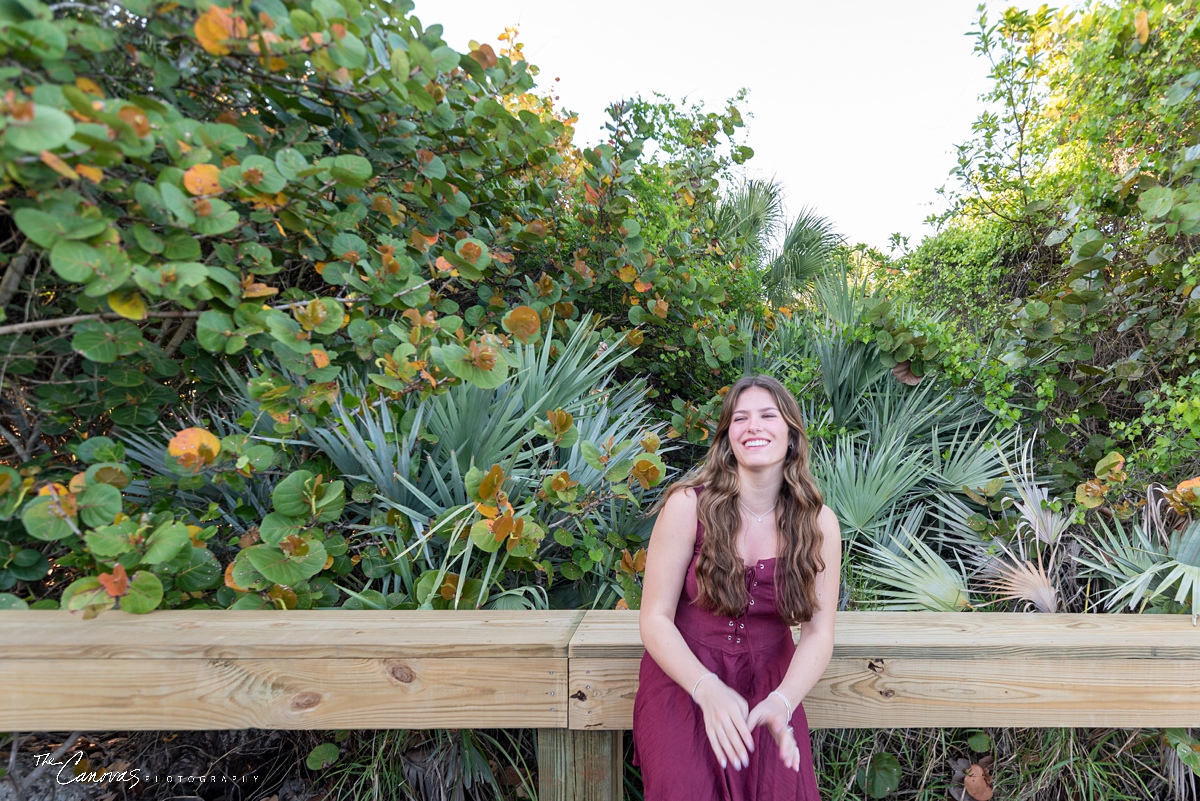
[537,729,623,801]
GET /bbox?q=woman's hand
[746,694,801,771]
[693,677,755,771]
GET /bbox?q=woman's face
[727,386,790,469]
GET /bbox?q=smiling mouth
[742,440,770,449]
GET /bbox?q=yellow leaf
[1135,9,1149,44]
[194,4,246,55]
[310,348,330,369]
[107,290,147,321]
[617,265,637,283]
[183,163,222,196]
[74,77,104,97]
[76,164,103,184]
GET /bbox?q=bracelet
[691,671,717,702]
[768,690,793,722]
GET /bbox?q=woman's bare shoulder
[652,484,700,544]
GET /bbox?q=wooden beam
[0,609,584,659]
[0,657,567,730]
[538,729,623,801]
[567,611,1200,730]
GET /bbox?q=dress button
[739,623,744,629]
[736,637,742,643]
[749,599,755,605]
[758,564,764,569]
[727,635,732,641]
[728,620,735,626]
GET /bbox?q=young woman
[632,375,841,800]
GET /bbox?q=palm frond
[994,435,1071,546]
[857,527,972,612]
[763,207,842,304]
[810,432,932,541]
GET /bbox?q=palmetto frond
[975,532,1060,613]
[994,434,1071,546]
[763,207,842,305]
[810,431,932,541]
[858,523,972,612]
[712,177,786,258]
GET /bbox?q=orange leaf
[502,306,541,343]
[310,348,330,369]
[633,280,652,293]
[117,105,151,137]
[168,427,222,472]
[617,265,637,283]
[630,458,661,489]
[39,150,78,180]
[98,563,129,598]
[183,163,222,196]
[1134,9,1149,44]
[479,464,505,502]
[468,44,497,69]
[524,220,548,237]
[458,240,483,264]
[240,274,278,298]
[194,4,247,55]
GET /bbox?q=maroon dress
[632,488,821,801]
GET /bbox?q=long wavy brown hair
[651,375,827,625]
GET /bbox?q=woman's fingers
[705,724,728,770]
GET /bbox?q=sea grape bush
[0,0,763,611]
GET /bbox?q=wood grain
[0,610,584,659]
[567,656,1200,730]
[569,610,1200,659]
[0,657,567,729]
[538,730,623,801]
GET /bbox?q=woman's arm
[640,486,756,771]
[746,505,843,768]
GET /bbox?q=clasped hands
[693,677,801,772]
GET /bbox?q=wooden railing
[2,610,1198,801]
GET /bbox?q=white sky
[423,1,1008,251]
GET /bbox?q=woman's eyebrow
[734,406,780,414]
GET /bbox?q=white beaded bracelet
[691,671,717,702]
[768,690,793,722]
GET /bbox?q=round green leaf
[85,520,136,557]
[306,743,340,771]
[142,520,189,564]
[172,546,222,592]
[121,570,163,613]
[0,593,29,610]
[6,104,75,152]
[79,482,122,527]
[197,311,240,354]
[50,241,106,282]
[855,752,901,799]
[245,540,327,584]
[469,520,503,553]
[21,495,77,541]
[63,576,114,614]
[272,470,315,517]
[260,512,305,546]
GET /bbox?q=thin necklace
[738,500,776,523]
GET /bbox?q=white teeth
[744,440,769,447]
